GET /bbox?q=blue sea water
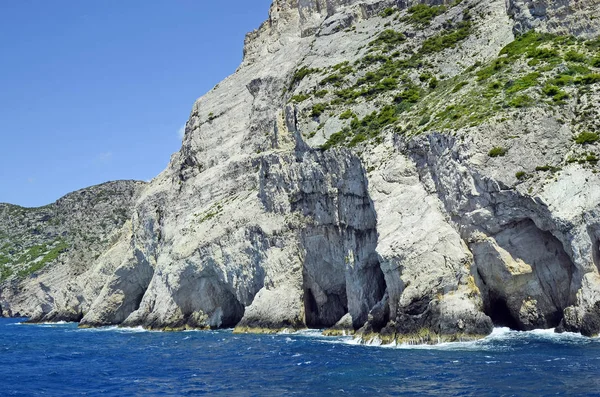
[1,318,600,396]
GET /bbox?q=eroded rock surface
[0,181,145,320]
[508,0,600,37]
[3,0,600,342]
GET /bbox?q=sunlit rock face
[0,181,145,321]
[507,0,600,38]
[3,0,600,342]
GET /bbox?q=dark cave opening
[304,288,319,324]
[473,219,578,331]
[303,286,348,329]
[592,237,600,274]
[488,295,520,330]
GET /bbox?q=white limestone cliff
[2,0,600,342]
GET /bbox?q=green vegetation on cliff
[402,4,447,27]
[489,147,508,157]
[0,181,143,285]
[317,30,600,149]
[575,132,600,145]
[15,239,69,278]
[0,264,12,282]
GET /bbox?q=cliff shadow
[473,219,576,330]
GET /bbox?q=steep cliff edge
[3,0,600,343]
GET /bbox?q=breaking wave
[341,327,598,351]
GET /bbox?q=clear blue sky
[0,0,272,207]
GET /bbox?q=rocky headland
[2,0,600,344]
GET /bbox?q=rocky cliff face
[0,181,145,320]
[508,0,600,37]
[3,0,600,342]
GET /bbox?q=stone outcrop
[507,0,600,38]
[0,181,145,320]
[2,0,600,342]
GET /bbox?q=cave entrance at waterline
[473,219,576,331]
[303,286,348,329]
[487,293,520,330]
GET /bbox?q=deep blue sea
[1,318,600,396]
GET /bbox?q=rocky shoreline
[2,0,600,343]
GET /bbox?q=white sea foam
[16,318,596,350]
[37,321,75,327]
[341,337,361,346]
[77,325,152,333]
[114,326,152,333]
[484,327,590,345]
[315,326,596,351]
[15,321,74,327]
[296,361,312,366]
[395,340,486,351]
[490,327,512,336]
[293,329,326,338]
[77,326,120,332]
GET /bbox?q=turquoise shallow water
[1,318,600,396]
